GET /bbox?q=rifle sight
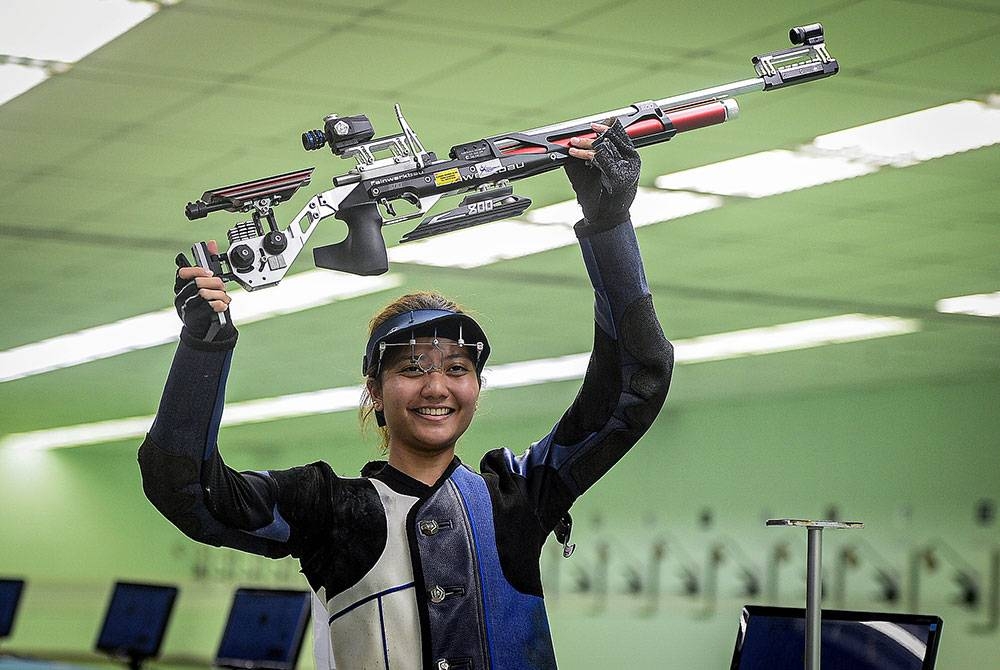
[789,23,825,46]
[301,114,375,155]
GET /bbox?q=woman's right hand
[174,240,237,342]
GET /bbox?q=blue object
[730,605,944,670]
[215,589,311,670]
[95,582,178,666]
[0,579,25,638]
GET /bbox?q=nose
[420,369,449,398]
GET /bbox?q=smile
[414,407,453,417]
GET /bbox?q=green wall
[2,353,997,668]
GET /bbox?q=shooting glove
[174,254,237,349]
[565,119,641,234]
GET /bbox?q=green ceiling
[2,0,997,427]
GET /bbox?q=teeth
[416,407,451,416]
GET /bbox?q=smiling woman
[137,121,675,669]
[368,328,482,470]
[359,292,489,461]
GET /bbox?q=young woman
[139,121,674,669]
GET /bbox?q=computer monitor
[0,579,26,639]
[95,581,178,670]
[214,588,311,670]
[730,605,943,670]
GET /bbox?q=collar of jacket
[361,456,463,498]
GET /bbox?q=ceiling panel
[0,0,997,441]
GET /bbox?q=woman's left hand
[564,120,641,229]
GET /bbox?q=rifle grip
[190,241,227,339]
[313,202,389,276]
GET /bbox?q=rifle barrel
[517,77,763,140]
[501,99,737,156]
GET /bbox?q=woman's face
[370,338,481,458]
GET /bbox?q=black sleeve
[137,340,337,558]
[484,218,674,532]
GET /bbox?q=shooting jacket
[138,219,674,669]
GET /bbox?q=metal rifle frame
[182,23,839,291]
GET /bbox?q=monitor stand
[118,653,149,670]
[767,518,864,670]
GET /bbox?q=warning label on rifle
[434,168,462,187]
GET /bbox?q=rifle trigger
[380,198,397,217]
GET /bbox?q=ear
[366,378,383,409]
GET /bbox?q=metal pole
[806,527,823,670]
[767,519,862,670]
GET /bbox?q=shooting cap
[363,308,491,378]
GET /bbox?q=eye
[447,363,472,376]
[398,363,424,377]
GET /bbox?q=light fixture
[0,271,401,383]
[0,313,920,451]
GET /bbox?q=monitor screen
[95,582,178,661]
[215,589,311,670]
[0,579,26,638]
[731,606,943,670]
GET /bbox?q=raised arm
[485,121,675,531]
[137,250,331,558]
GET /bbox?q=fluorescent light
[675,314,920,364]
[230,269,402,321]
[484,353,590,387]
[811,100,1000,166]
[522,200,580,228]
[0,310,177,383]
[0,271,402,383]
[654,98,1000,197]
[4,97,973,385]
[526,188,722,227]
[0,416,157,453]
[654,150,877,198]
[391,189,722,270]
[0,63,49,106]
[220,387,362,425]
[936,292,1000,318]
[388,220,577,268]
[0,313,920,451]
[0,0,158,63]
[0,387,364,452]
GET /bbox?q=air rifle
[184,23,838,290]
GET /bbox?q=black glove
[564,119,641,233]
[174,253,237,346]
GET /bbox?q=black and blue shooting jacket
[138,218,674,669]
